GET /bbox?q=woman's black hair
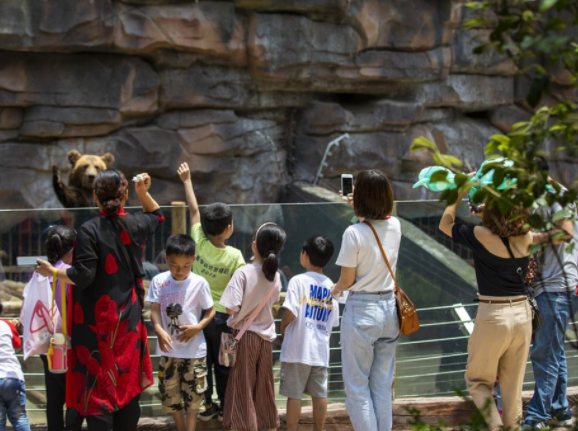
[94,169,128,215]
[255,222,287,282]
[46,226,77,264]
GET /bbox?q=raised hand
[135,173,151,195]
[339,189,354,208]
[177,162,191,184]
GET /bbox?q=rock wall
[0,0,576,209]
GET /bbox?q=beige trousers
[465,295,532,431]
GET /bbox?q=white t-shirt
[147,271,213,359]
[336,218,402,293]
[0,319,24,381]
[280,272,340,367]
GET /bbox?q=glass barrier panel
[0,202,576,423]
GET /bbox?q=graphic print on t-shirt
[301,284,335,335]
[281,272,340,367]
[147,271,214,359]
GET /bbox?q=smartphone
[341,174,353,199]
[468,195,481,213]
[17,256,47,267]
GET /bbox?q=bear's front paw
[53,165,62,181]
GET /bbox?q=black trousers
[203,312,230,407]
[85,394,141,431]
[40,355,84,431]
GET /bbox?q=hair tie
[268,250,276,257]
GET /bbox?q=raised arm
[135,173,160,213]
[533,218,575,245]
[177,162,200,225]
[439,190,469,238]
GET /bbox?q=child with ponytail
[220,222,286,431]
[22,226,82,431]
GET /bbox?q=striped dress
[220,264,282,431]
[223,331,279,431]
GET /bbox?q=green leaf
[410,137,438,152]
[539,0,559,12]
[472,189,488,204]
[493,168,507,187]
[454,173,469,187]
[527,74,550,108]
[527,214,545,228]
[512,122,529,131]
[490,134,510,145]
[439,188,459,205]
[522,10,535,22]
[439,154,463,168]
[552,209,572,222]
[545,18,566,31]
[431,170,449,183]
[485,141,499,155]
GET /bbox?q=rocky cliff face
[0,0,576,209]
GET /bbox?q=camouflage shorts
[158,356,208,413]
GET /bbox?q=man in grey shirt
[524,161,578,429]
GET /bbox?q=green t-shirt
[192,223,246,314]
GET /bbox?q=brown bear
[53,150,115,208]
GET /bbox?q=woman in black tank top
[440,195,533,431]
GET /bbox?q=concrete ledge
[31,389,578,431]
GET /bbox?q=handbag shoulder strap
[499,237,533,295]
[235,281,278,342]
[363,220,400,294]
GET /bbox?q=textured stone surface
[0,0,575,210]
[346,0,457,50]
[451,29,516,75]
[0,53,158,115]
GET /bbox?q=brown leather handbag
[363,221,420,335]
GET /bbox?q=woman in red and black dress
[37,169,164,431]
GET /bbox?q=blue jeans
[525,291,578,423]
[0,378,31,431]
[342,292,399,431]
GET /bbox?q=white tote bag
[20,273,61,360]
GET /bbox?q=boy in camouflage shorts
[147,235,216,431]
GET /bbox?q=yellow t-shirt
[192,223,246,314]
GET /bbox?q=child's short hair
[201,203,233,236]
[166,234,195,257]
[302,236,334,268]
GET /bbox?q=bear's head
[68,150,115,189]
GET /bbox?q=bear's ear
[101,152,115,168]
[68,150,82,166]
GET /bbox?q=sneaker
[198,404,219,422]
[551,411,573,427]
[522,420,547,430]
[218,408,223,422]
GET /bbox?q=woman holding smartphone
[331,170,402,431]
[439,191,532,431]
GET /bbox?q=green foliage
[411,0,578,233]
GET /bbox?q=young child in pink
[220,222,286,431]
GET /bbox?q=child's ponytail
[46,226,77,264]
[255,223,287,282]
